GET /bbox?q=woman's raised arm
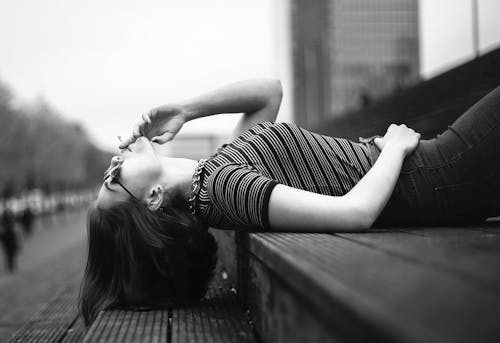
[119,78,282,148]
[268,124,420,232]
[181,78,282,141]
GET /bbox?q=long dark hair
[79,198,218,326]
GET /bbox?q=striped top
[195,121,374,231]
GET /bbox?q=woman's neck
[158,156,199,206]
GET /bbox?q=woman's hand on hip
[375,124,421,156]
[119,104,187,149]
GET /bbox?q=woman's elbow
[272,78,283,97]
[264,79,283,120]
[359,213,375,230]
[267,79,283,105]
[348,207,375,231]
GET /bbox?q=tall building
[290,0,420,128]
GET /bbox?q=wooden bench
[213,223,500,343]
[8,258,257,343]
[7,278,86,343]
[82,262,256,342]
[10,224,500,343]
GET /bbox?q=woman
[80,78,500,325]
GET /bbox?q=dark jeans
[362,85,500,226]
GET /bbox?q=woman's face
[97,136,163,209]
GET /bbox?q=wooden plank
[8,282,83,343]
[246,232,500,343]
[399,222,500,236]
[83,264,256,343]
[171,266,257,343]
[247,255,374,343]
[82,309,169,343]
[61,316,86,343]
[337,226,500,290]
[0,238,86,342]
[210,228,237,287]
[481,218,500,233]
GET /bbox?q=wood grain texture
[8,282,83,343]
[244,232,500,343]
[337,226,500,290]
[83,309,169,343]
[171,266,256,343]
[247,255,373,343]
[210,228,237,288]
[61,316,86,343]
[82,264,256,343]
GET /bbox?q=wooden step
[8,281,85,343]
[82,263,257,343]
[8,258,256,343]
[233,224,500,343]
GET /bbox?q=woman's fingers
[118,134,136,149]
[119,113,162,149]
[118,122,143,149]
[151,131,174,144]
[133,124,141,137]
[121,106,183,147]
[141,108,161,124]
[373,137,385,150]
[381,123,421,155]
[141,113,151,124]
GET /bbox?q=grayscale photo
[1,0,499,342]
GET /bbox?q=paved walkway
[0,209,87,342]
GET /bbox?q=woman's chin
[151,142,169,156]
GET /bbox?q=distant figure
[359,89,372,107]
[0,206,20,272]
[20,205,35,236]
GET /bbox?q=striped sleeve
[206,163,279,230]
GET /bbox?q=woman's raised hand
[374,124,421,156]
[119,104,187,149]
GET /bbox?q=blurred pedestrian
[0,204,20,272]
[20,203,35,236]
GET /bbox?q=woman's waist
[358,135,382,166]
[359,136,442,172]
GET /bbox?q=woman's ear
[146,185,165,211]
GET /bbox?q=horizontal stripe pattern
[196,121,373,230]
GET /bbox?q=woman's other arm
[268,124,420,232]
[119,78,282,148]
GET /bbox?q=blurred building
[289,0,420,128]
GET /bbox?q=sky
[0,0,499,151]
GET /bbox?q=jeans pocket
[433,179,487,224]
[376,169,419,226]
